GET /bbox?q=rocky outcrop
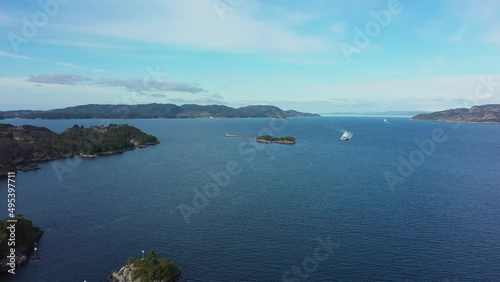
[18,164,41,171]
[109,261,181,282]
[108,264,136,282]
[109,250,181,282]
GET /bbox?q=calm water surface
[0,117,499,281]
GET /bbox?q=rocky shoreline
[1,141,160,178]
[0,217,43,274]
[108,250,181,282]
[108,262,181,282]
[0,123,160,178]
[411,104,500,124]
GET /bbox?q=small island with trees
[0,216,43,274]
[0,123,159,178]
[256,135,296,144]
[109,250,181,282]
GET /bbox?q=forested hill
[0,104,319,119]
[0,123,159,177]
[412,104,500,124]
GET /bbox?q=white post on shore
[142,245,145,259]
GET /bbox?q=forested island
[109,250,181,282]
[0,104,318,119]
[412,104,500,124]
[0,216,43,274]
[256,135,296,144]
[0,123,159,178]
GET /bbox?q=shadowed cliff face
[412,104,500,123]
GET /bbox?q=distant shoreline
[0,103,319,119]
[2,142,160,179]
[410,118,500,125]
[411,105,500,124]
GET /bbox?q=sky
[0,0,499,113]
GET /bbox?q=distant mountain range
[412,104,500,124]
[321,111,429,116]
[0,104,319,119]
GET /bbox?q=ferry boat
[341,131,352,141]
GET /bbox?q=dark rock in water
[18,164,41,171]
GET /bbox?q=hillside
[0,104,319,119]
[0,123,159,178]
[412,104,500,124]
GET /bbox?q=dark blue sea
[1,117,499,282]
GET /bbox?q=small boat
[341,131,352,141]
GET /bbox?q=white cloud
[0,50,29,60]
[55,0,326,53]
[448,25,469,43]
[445,0,500,23]
[330,22,345,33]
[443,0,500,45]
[37,39,122,50]
[0,12,15,26]
[312,75,500,106]
[55,62,83,69]
[483,26,500,44]
[425,56,447,65]
[28,74,91,85]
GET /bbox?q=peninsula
[0,104,319,119]
[412,104,500,124]
[0,123,159,178]
[109,250,181,282]
[0,216,43,274]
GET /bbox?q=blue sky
[0,0,499,113]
